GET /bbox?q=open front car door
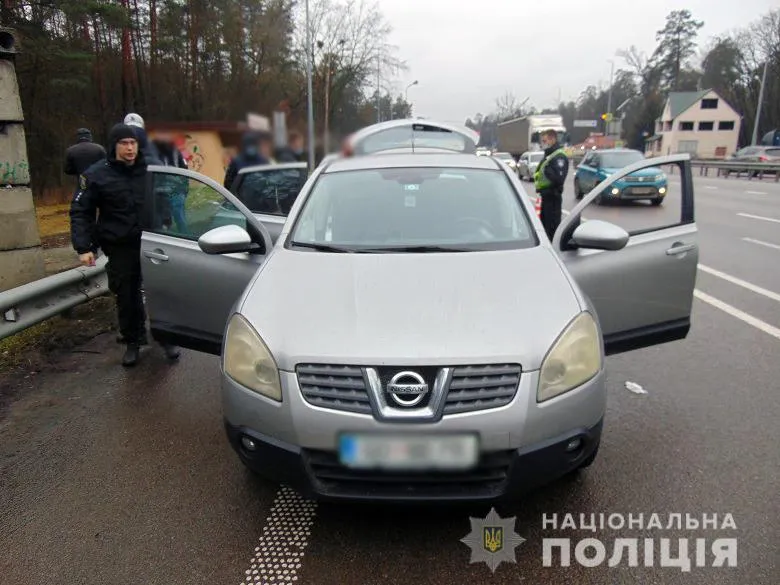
[554,153,698,355]
[141,166,273,354]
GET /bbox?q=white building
[645,89,741,159]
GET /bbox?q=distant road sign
[574,120,598,128]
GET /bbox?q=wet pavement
[1,175,779,584]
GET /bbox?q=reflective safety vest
[534,147,568,191]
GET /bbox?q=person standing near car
[70,123,180,367]
[64,128,106,190]
[223,130,270,190]
[152,132,189,233]
[534,129,569,240]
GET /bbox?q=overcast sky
[378,0,777,123]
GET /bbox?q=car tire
[651,197,663,206]
[574,179,583,200]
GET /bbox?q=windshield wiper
[291,242,358,253]
[358,245,471,253]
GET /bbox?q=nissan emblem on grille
[386,371,429,407]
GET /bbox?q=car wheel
[574,179,583,199]
[651,197,663,206]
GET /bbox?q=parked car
[517,150,544,181]
[140,120,697,503]
[491,151,518,173]
[574,149,668,205]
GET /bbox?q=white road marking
[694,289,780,341]
[698,264,780,304]
[704,186,718,190]
[743,237,780,252]
[745,190,767,195]
[240,487,317,585]
[737,212,780,224]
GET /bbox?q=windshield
[289,167,536,252]
[600,151,645,168]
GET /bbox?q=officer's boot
[122,344,141,367]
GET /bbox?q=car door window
[150,172,248,240]
[557,154,697,355]
[234,164,308,217]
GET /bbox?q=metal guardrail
[0,255,109,341]
[690,160,780,181]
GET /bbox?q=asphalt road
[2,173,779,585]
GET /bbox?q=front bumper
[225,418,602,503]
[222,368,606,502]
[607,183,667,200]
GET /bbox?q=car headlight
[224,313,282,401]
[538,312,601,402]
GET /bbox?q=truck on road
[497,115,569,158]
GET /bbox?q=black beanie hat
[109,123,138,145]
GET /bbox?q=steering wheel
[454,217,495,235]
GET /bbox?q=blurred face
[259,138,273,158]
[116,138,138,164]
[290,135,304,152]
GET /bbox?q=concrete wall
[0,32,46,291]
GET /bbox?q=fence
[0,256,108,341]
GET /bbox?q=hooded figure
[64,127,106,178]
[223,131,270,190]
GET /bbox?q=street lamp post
[405,80,418,116]
[323,39,346,155]
[751,59,769,146]
[305,0,315,169]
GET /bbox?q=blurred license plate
[631,187,653,194]
[339,433,479,471]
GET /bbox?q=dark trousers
[539,188,563,241]
[103,243,147,345]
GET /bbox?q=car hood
[240,246,582,372]
[602,166,663,177]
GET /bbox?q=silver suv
[141,120,698,502]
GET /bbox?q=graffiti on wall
[172,134,205,172]
[1,160,29,184]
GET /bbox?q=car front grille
[297,364,371,414]
[297,363,522,416]
[444,364,522,414]
[304,449,513,499]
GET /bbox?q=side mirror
[198,224,254,255]
[570,220,629,251]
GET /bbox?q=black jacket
[224,132,270,190]
[70,151,150,254]
[274,146,305,163]
[539,142,569,193]
[64,141,106,176]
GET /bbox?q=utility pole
[323,59,331,155]
[751,59,769,146]
[304,0,315,169]
[606,59,614,136]
[376,54,381,123]
[0,28,45,291]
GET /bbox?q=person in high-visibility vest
[533,129,569,240]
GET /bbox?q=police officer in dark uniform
[533,129,569,240]
[70,123,180,367]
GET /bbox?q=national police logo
[79,174,87,190]
[461,508,525,573]
[484,526,503,553]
